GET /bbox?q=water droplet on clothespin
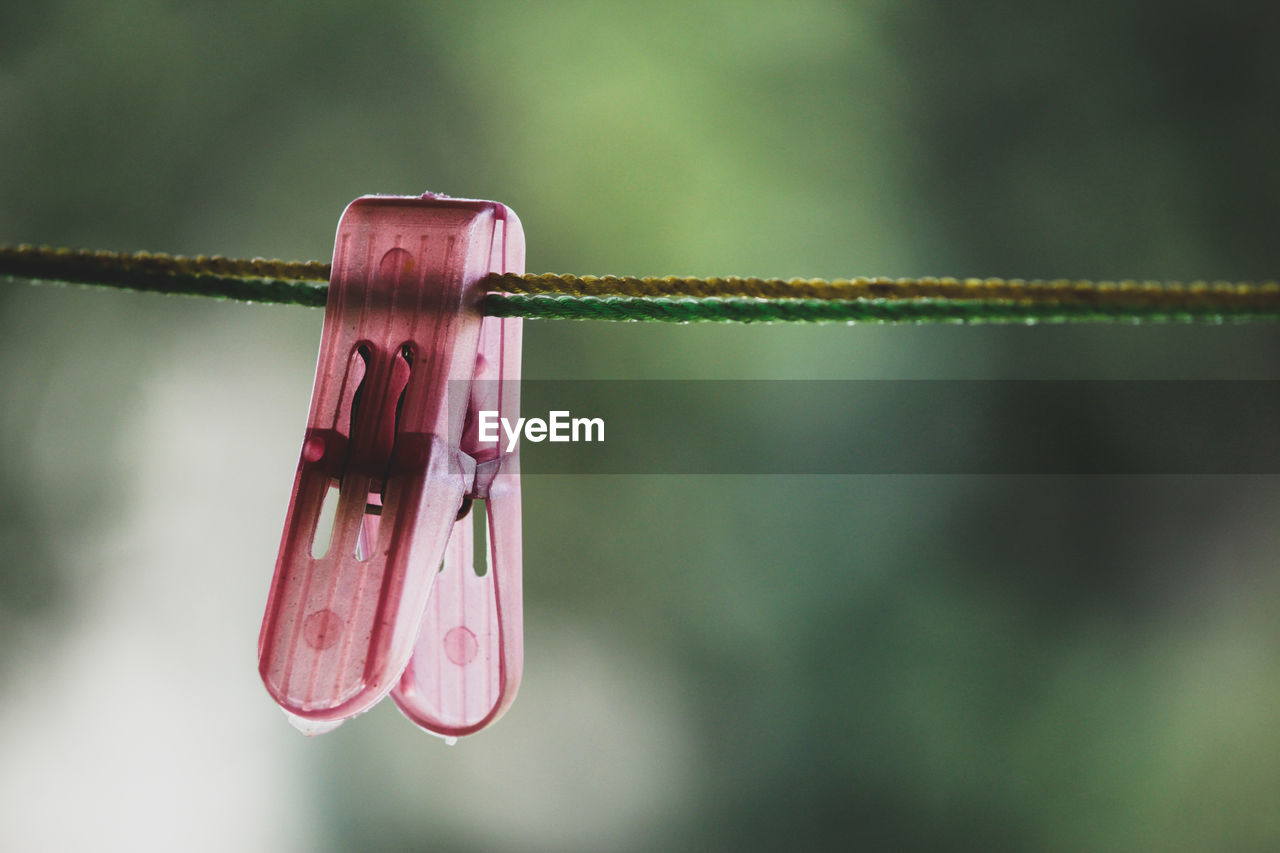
[286,713,344,736]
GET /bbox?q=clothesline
[3,245,1279,324]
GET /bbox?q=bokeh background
[3,2,1280,850]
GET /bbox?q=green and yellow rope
[3,245,1279,324]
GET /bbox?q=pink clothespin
[259,193,524,739]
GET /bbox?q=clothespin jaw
[391,310,524,736]
[259,194,524,736]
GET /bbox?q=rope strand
[0,245,329,307]
[4,245,1280,324]
[494,272,1280,308]
[486,294,1280,324]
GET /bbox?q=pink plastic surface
[391,310,524,736]
[259,194,524,736]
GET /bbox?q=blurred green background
[3,2,1280,850]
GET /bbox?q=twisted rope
[485,294,1280,324]
[493,273,1280,310]
[5,245,1280,324]
[0,245,329,307]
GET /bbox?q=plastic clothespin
[259,193,524,740]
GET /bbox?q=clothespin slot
[259,194,524,737]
